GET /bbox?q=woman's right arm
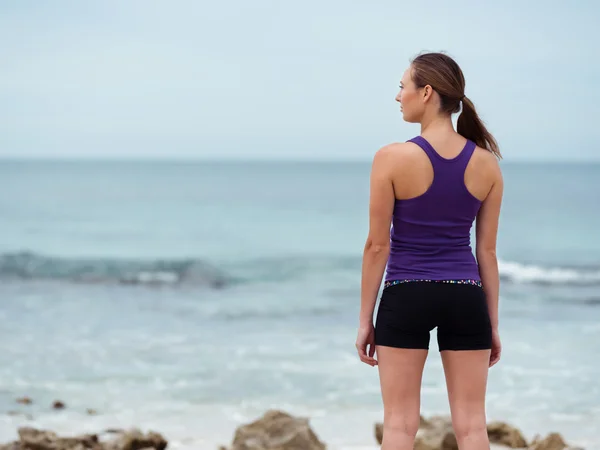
[475,158,503,330]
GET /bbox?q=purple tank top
[385,135,482,282]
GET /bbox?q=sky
[1,0,599,161]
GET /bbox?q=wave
[1,251,600,288]
[498,260,600,286]
[0,251,229,288]
[0,251,362,288]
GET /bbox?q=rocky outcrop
[374,415,457,449]
[487,421,528,448]
[105,429,167,450]
[414,417,458,450]
[0,408,586,450]
[528,433,573,450]
[374,416,583,450]
[8,428,104,450]
[0,427,168,450]
[222,409,326,450]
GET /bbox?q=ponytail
[410,52,501,158]
[457,96,501,159]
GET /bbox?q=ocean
[1,160,599,449]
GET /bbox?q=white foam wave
[499,260,600,285]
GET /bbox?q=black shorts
[374,281,492,351]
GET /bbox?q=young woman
[356,52,503,450]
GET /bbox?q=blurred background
[1,1,600,449]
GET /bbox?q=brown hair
[411,52,501,159]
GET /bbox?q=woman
[356,52,503,450]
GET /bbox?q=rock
[17,426,103,449]
[229,409,325,450]
[0,427,167,450]
[0,443,20,450]
[53,400,66,410]
[18,426,57,442]
[529,433,567,450]
[374,415,457,450]
[375,423,383,445]
[414,416,457,450]
[87,409,98,416]
[419,416,431,428]
[105,429,168,450]
[487,421,528,448]
[16,397,32,405]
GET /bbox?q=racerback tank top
[384,135,482,282]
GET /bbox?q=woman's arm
[475,159,503,330]
[359,147,396,327]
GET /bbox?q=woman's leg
[374,282,438,449]
[376,346,428,450]
[437,284,493,449]
[441,349,491,450]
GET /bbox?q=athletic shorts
[374,281,492,351]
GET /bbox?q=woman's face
[395,67,424,123]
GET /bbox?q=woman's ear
[423,84,433,102]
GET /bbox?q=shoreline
[2,399,586,450]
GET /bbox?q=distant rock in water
[15,396,32,405]
[52,400,66,410]
[222,409,325,450]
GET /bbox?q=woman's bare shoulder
[374,142,424,162]
[472,145,502,178]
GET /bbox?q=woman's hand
[356,324,378,366]
[489,328,501,367]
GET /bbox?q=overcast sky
[1,1,599,161]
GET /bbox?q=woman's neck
[420,114,454,136]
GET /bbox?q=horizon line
[1,156,600,164]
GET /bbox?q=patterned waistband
[384,279,483,289]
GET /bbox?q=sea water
[0,160,599,449]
